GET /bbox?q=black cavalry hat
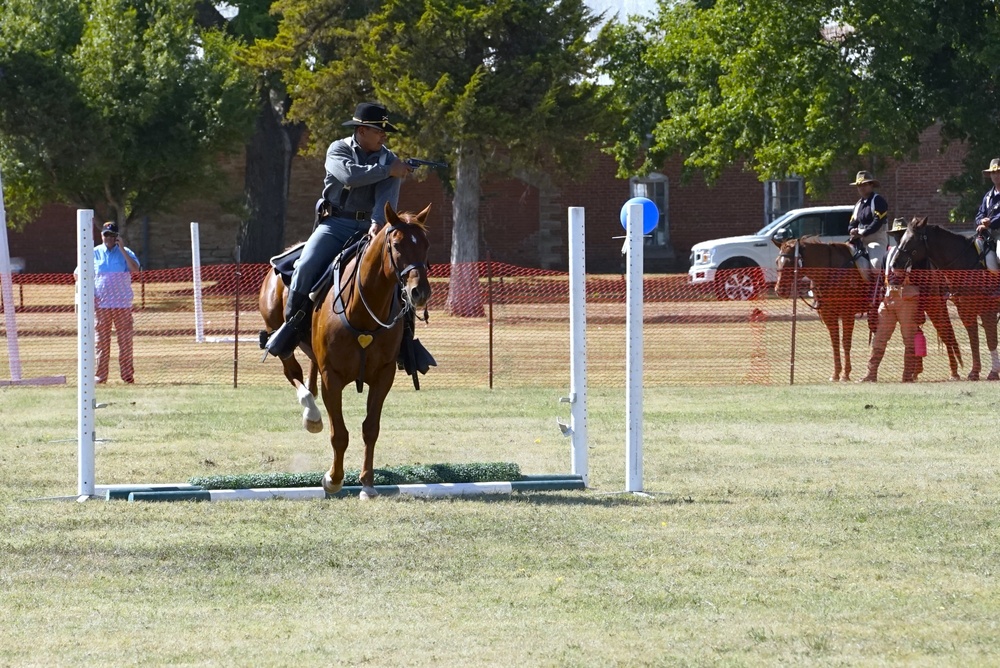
[342,102,399,133]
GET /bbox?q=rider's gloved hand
[368,221,382,237]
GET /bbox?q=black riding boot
[264,290,311,359]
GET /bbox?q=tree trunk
[239,87,303,263]
[446,141,485,317]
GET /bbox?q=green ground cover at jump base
[2,383,1000,665]
[189,462,523,489]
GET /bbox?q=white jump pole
[191,222,205,343]
[566,207,589,486]
[77,210,96,498]
[625,202,644,493]
[0,166,22,382]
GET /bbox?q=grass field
[2,382,1000,666]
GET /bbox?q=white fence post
[77,210,96,498]
[0,166,22,382]
[625,203,644,493]
[567,207,589,486]
[191,222,205,343]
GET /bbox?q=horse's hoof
[949,374,961,381]
[989,371,1000,381]
[303,418,323,434]
[968,372,980,381]
[359,486,379,500]
[322,471,343,494]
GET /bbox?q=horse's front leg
[358,364,397,500]
[984,308,1000,381]
[279,354,323,434]
[841,315,855,382]
[319,377,349,494]
[821,312,843,381]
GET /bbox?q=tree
[260,0,605,315]
[0,0,255,241]
[595,0,1000,218]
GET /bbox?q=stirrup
[263,311,305,360]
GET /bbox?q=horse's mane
[394,211,428,231]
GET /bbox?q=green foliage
[259,0,605,179]
[190,461,522,488]
[596,0,1000,212]
[0,0,256,229]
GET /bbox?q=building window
[630,174,669,247]
[764,178,804,223]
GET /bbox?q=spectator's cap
[101,222,119,235]
[850,170,880,187]
[983,158,1000,173]
[889,217,908,236]
[342,102,398,133]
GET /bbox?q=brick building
[5,125,970,275]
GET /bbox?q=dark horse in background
[773,236,963,382]
[260,203,433,498]
[892,217,999,381]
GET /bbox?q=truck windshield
[756,211,797,236]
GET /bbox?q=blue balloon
[619,197,659,235]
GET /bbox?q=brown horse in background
[259,203,432,498]
[892,217,999,380]
[774,236,875,381]
[775,235,963,382]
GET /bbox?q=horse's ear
[912,216,927,228]
[770,236,784,249]
[415,203,432,225]
[384,202,400,226]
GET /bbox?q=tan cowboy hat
[850,170,880,187]
[982,158,1000,173]
[889,217,907,235]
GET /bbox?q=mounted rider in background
[975,158,1000,273]
[847,170,889,278]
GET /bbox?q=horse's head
[382,202,432,310]
[773,237,804,298]
[891,216,929,270]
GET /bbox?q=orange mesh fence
[2,265,996,387]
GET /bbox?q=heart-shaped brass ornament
[357,334,374,349]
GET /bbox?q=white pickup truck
[688,205,855,300]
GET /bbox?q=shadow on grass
[390,491,727,507]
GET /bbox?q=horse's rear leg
[841,315,855,382]
[281,355,322,433]
[963,316,982,381]
[985,310,1000,381]
[319,377,349,494]
[822,315,843,381]
[358,365,397,500]
[926,298,962,380]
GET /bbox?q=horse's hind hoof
[322,472,343,495]
[303,418,323,434]
[968,372,981,381]
[988,371,1000,381]
[359,486,379,500]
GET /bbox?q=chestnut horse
[774,236,875,381]
[775,235,963,382]
[259,203,432,498]
[891,217,999,380]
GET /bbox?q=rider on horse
[263,102,435,376]
[975,158,1000,273]
[847,170,889,278]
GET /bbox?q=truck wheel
[714,264,764,301]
